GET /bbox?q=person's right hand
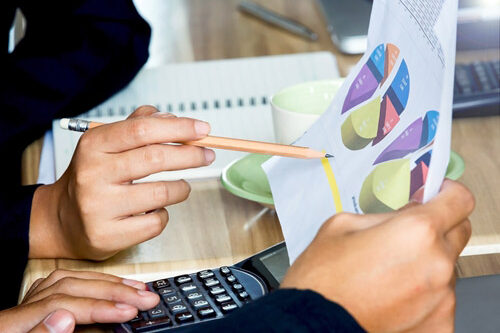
[281,179,475,333]
[0,269,159,333]
[29,106,216,260]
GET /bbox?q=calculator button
[197,270,215,280]
[221,302,238,314]
[164,293,181,304]
[179,283,198,294]
[186,291,204,301]
[238,291,250,301]
[191,299,210,309]
[219,266,231,276]
[203,278,220,288]
[232,283,244,292]
[168,301,188,314]
[215,294,232,305]
[174,275,192,285]
[198,307,217,319]
[132,317,172,332]
[152,279,170,290]
[209,286,226,296]
[226,274,237,284]
[148,305,167,319]
[130,312,144,323]
[175,312,194,324]
[158,287,176,297]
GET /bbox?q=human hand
[0,269,159,333]
[29,106,215,259]
[281,180,474,332]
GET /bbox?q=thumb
[28,309,75,333]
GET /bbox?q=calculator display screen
[258,246,290,283]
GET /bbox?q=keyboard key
[219,266,231,276]
[203,278,220,288]
[164,293,181,304]
[152,279,170,290]
[169,301,188,314]
[191,299,210,309]
[180,283,198,294]
[215,294,232,305]
[186,291,204,301]
[238,291,250,301]
[221,302,238,314]
[174,275,192,285]
[232,283,244,292]
[197,307,217,319]
[197,270,215,280]
[148,305,167,319]
[132,317,172,332]
[175,312,194,324]
[226,274,237,284]
[209,286,226,296]
[158,287,176,297]
[130,312,144,323]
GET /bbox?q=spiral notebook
[51,52,339,181]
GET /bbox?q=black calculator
[116,242,289,332]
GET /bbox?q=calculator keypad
[123,267,257,332]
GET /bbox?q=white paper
[264,0,458,264]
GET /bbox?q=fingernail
[204,149,215,164]
[44,310,74,333]
[115,303,136,311]
[195,120,211,136]
[138,290,157,298]
[122,278,146,290]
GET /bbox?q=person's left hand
[0,269,159,333]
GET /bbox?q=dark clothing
[1,0,151,309]
[0,1,365,332]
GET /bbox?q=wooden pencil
[60,118,332,159]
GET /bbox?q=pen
[238,1,318,41]
[60,118,333,159]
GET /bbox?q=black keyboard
[453,59,500,117]
[115,266,268,332]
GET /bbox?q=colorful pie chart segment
[342,44,401,114]
[410,150,432,198]
[359,159,411,213]
[373,60,410,144]
[341,96,381,150]
[374,111,439,164]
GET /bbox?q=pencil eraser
[60,118,70,130]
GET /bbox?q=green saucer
[221,151,465,206]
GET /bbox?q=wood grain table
[20,0,500,304]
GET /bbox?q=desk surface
[20,0,500,299]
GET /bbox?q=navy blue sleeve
[0,0,150,309]
[179,289,366,333]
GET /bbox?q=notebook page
[52,52,339,181]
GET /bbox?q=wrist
[28,181,70,258]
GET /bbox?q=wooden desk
[20,0,500,300]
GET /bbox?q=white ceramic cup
[271,79,344,144]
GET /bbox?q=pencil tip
[324,153,334,158]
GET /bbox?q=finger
[127,105,160,119]
[89,117,211,153]
[115,180,190,216]
[396,180,475,234]
[444,219,472,259]
[28,309,75,333]
[11,294,139,327]
[24,278,45,301]
[30,270,146,297]
[111,144,215,182]
[24,278,159,311]
[127,105,177,120]
[106,209,169,251]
